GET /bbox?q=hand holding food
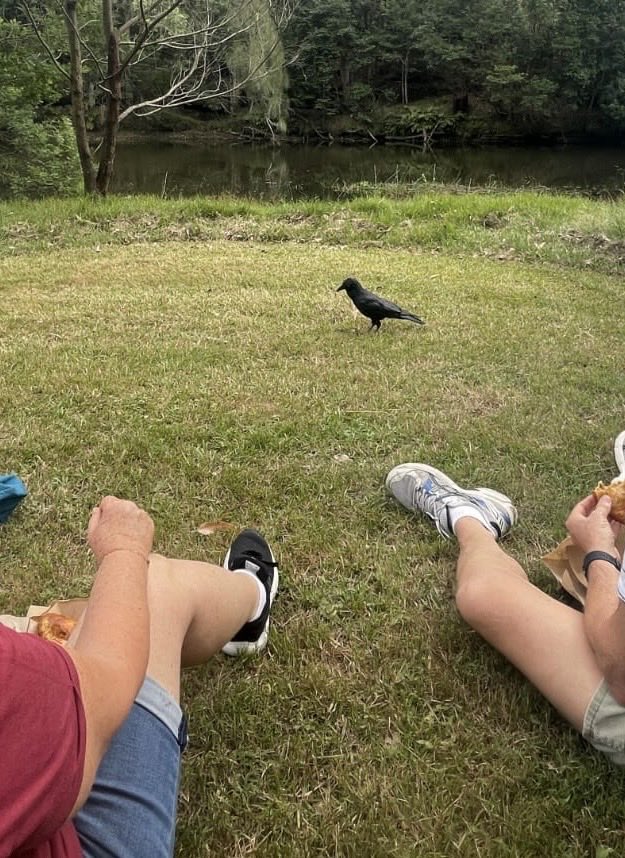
[593,479,625,524]
[566,493,620,556]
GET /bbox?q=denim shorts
[582,679,625,766]
[74,676,188,857]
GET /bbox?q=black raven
[336,277,425,332]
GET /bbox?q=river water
[111,140,625,199]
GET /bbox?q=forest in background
[2,0,625,196]
[285,0,625,143]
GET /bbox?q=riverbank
[118,98,624,148]
[3,188,624,857]
[2,187,625,274]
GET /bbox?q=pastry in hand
[593,479,625,524]
[34,612,77,644]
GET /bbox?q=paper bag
[543,530,625,607]
[0,598,87,637]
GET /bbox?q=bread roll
[593,479,625,524]
[34,612,77,644]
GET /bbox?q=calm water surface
[111,141,625,199]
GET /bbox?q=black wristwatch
[582,550,621,579]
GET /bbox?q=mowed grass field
[2,194,625,856]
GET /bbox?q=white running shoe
[612,430,625,484]
[386,463,517,540]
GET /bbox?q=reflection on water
[111,141,625,199]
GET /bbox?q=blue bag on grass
[0,474,28,523]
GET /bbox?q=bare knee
[455,574,498,631]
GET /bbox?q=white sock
[448,505,495,537]
[232,567,267,622]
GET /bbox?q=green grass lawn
[2,193,625,856]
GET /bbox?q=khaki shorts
[583,680,625,766]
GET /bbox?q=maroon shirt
[0,624,85,857]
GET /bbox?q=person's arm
[65,496,154,811]
[566,494,625,703]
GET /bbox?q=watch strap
[582,550,621,577]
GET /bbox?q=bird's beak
[336,285,345,292]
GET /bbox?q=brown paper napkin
[543,531,625,607]
[0,599,87,634]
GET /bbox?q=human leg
[74,530,278,857]
[386,463,603,732]
[145,527,279,695]
[73,679,186,858]
[141,552,261,701]
[453,518,602,730]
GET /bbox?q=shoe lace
[416,482,457,518]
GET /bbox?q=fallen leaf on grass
[196,521,234,535]
[333,453,351,463]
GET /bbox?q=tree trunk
[339,61,351,104]
[96,34,122,195]
[96,0,122,195]
[401,56,409,105]
[64,0,96,193]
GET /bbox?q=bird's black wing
[356,288,405,319]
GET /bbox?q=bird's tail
[399,312,425,325]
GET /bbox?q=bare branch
[126,45,160,67]
[130,23,247,53]
[119,40,205,118]
[138,0,149,32]
[117,0,185,76]
[119,25,288,121]
[116,0,297,121]
[119,0,178,34]
[117,0,274,80]
[51,0,106,79]
[21,0,71,80]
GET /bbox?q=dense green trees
[0,20,79,197]
[284,0,625,138]
[2,0,625,197]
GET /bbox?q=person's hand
[87,496,154,565]
[565,494,621,557]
